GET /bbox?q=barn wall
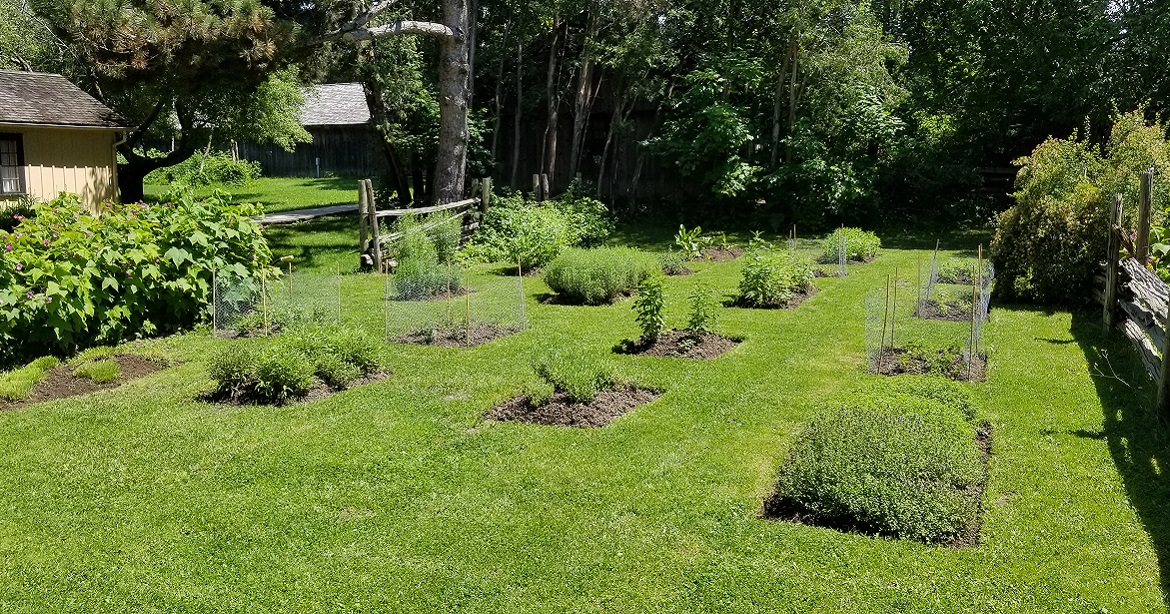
[239,125,386,178]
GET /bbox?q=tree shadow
[264,215,360,273]
[1069,309,1170,598]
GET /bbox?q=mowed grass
[0,223,1167,612]
[144,176,362,214]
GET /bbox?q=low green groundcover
[772,378,986,544]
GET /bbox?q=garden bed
[0,355,167,410]
[614,331,740,360]
[486,386,660,428]
[763,422,993,548]
[701,246,744,262]
[874,347,987,382]
[203,371,391,407]
[727,287,818,310]
[396,324,518,348]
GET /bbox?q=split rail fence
[1097,169,1170,410]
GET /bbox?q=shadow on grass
[264,215,361,273]
[1070,308,1170,599]
[878,228,993,256]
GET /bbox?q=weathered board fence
[356,178,493,272]
[1097,169,1170,408]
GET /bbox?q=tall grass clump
[0,356,60,402]
[543,247,659,305]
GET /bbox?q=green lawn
[0,224,1167,612]
[144,176,363,214]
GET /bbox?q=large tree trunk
[510,43,523,189]
[117,137,200,202]
[434,0,471,204]
[541,16,562,188]
[568,16,599,182]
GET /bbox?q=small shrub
[543,247,659,305]
[821,227,881,263]
[73,360,121,384]
[314,352,362,390]
[427,213,463,264]
[634,276,667,342]
[674,225,712,260]
[552,191,614,247]
[659,250,689,275]
[776,392,984,543]
[252,345,316,404]
[533,351,615,404]
[209,344,256,398]
[469,194,572,269]
[687,282,719,334]
[0,356,59,402]
[737,249,814,307]
[145,150,262,186]
[316,327,380,375]
[393,215,462,300]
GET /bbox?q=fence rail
[1097,168,1169,409]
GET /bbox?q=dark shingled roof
[0,71,126,129]
[301,83,371,126]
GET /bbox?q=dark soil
[396,323,518,348]
[540,292,630,306]
[486,386,660,428]
[874,347,987,382]
[202,371,391,407]
[663,266,695,276]
[915,300,973,322]
[762,422,994,548]
[614,330,740,360]
[817,254,879,265]
[701,246,745,262]
[0,354,168,411]
[726,286,818,310]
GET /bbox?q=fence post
[1103,194,1124,331]
[481,177,492,214]
[532,174,543,201]
[367,180,383,272]
[541,173,550,200]
[358,180,370,257]
[1137,168,1154,264]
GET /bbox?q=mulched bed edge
[200,371,391,407]
[614,331,741,360]
[0,354,170,411]
[486,385,661,428]
[725,286,818,310]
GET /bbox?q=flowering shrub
[0,192,274,363]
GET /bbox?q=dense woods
[1,0,1168,228]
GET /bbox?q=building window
[0,134,24,195]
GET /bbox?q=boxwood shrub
[0,192,273,365]
[821,227,881,263]
[542,247,659,305]
[774,385,985,544]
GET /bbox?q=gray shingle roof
[301,83,371,126]
[0,71,126,129]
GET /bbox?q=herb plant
[634,275,667,342]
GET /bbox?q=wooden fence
[356,178,493,272]
[1098,169,1169,408]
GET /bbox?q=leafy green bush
[775,391,984,544]
[533,351,615,404]
[687,282,719,334]
[821,227,881,263]
[392,215,462,300]
[737,249,814,307]
[252,345,316,405]
[145,151,263,187]
[313,352,362,390]
[674,225,712,260]
[992,110,1170,303]
[0,356,59,402]
[73,360,121,384]
[467,192,613,269]
[428,213,463,265]
[634,276,667,342]
[0,192,273,365]
[659,250,690,275]
[543,247,659,305]
[208,344,255,398]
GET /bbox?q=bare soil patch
[874,347,987,382]
[614,331,740,360]
[486,386,660,428]
[1,354,168,411]
[539,292,631,306]
[762,423,993,548]
[726,287,818,310]
[701,246,745,262]
[817,255,879,265]
[663,266,695,276]
[396,323,518,348]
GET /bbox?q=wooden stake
[358,180,370,256]
[968,258,978,382]
[465,267,472,347]
[383,270,390,343]
[481,177,492,214]
[517,256,526,331]
[915,253,922,317]
[890,268,899,351]
[878,274,891,369]
[368,180,383,272]
[336,264,342,324]
[211,269,218,334]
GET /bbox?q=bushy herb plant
[0,192,274,365]
[634,275,667,342]
[392,215,462,300]
[776,390,984,544]
[543,247,659,305]
[533,351,615,404]
[737,249,814,307]
[821,227,881,263]
[687,282,719,334]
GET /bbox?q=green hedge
[821,227,881,263]
[542,247,659,305]
[0,192,273,365]
[774,379,984,544]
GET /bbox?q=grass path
[0,234,1166,612]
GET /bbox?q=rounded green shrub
[252,345,315,404]
[533,351,615,404]
[775,393,984,544]
[737,249,814,307]
[314,352,362,390]
[543,247,659,305]
[821,227,881,263]
[209,344,257,398]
